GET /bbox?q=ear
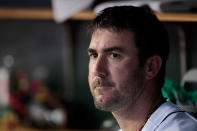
[144,55,162,80]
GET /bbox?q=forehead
[89,28,137,53]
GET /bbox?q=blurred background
[0,0,197,131]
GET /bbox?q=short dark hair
[89,6,169,87]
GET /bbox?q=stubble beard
[90,77,119,111]
[94,88,123,111]
[91,69,144,112]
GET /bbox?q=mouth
[92,80,115,89]
[94,86,113,95]
[91,78,115,94]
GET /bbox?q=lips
[94,86,113,95]
[95,87,103,94]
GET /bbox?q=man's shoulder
[143,101,197,131]
[157,112,197,131]
[119,102,197,131]
[154,101,197,131]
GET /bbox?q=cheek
[110,61,137,85]
[88,63,94,86]
[88,71,92,86]
[88,63,93,77]
[111,61,134,74]
[88,73,94,94]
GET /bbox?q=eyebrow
[87,48,96,54]
[103,47,124,52]
[88,46,124,54]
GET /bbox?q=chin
[95,104,111,111]
[94,98,109,111]
[94,99,119,112]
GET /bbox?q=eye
[111,53,118,58]
[89,53,98,59]
[110,53,120,58]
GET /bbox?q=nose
[93,55,108,78]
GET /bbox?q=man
[88,6,197,131]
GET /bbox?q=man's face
[88,28,145,112]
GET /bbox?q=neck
[112,83,165,131]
